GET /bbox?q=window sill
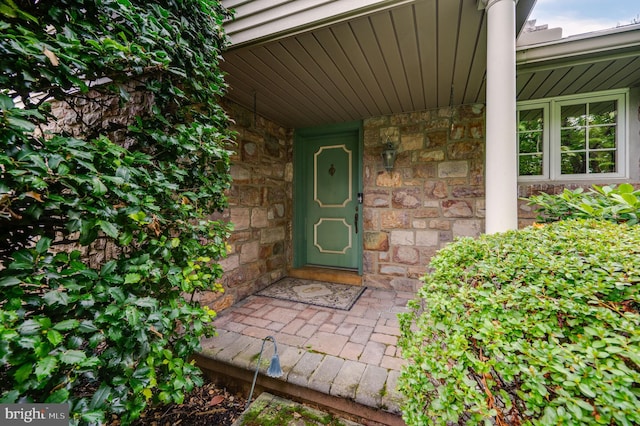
[518,177,630,186]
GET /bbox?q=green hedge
[398,219,640,425]
[528,184,640,224]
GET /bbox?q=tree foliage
[0,0,234,424]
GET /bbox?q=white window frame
[517,89,628,182]
[517,102,549,181]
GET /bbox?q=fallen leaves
[43,47,59,66]
[210,394,225,406]
[107,382,247,426]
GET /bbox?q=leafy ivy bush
[528,183,640,224]
[398,219,640,425]
[1,1,233,424]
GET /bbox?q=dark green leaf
[53,319,79,331]
[18,319,41,335]
[98,220,119,238]
[60,350,87,364]
[46,388,70,404]
[81,411,105,424]
[43,290,70,306]
[0,276,21,287]
[0,94,14,109]
[92,177,108,196]
[135,297,158,308]
[7,116,36,132]
[101,260,117,276]
[14,363,32,383]
[35,237,51,254]
[78,320,98,333]
[35,356,58,380]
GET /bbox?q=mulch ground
[107,380,248,426]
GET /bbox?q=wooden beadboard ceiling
[222,0,487,128]
[221,0,640,129]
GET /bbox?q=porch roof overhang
[220,0,640,129]
[516,24,640,101]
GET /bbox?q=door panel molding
[314,144,352,208]
[313,218,353,254]
[293,121,363,274]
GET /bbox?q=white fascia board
[223,0,415,48]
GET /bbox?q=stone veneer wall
[39,81,154,268]
[210,102,488,301]
[361,105,486,292]
[203,92,640,310]
[43,78,154,149]
[202,101,294,312]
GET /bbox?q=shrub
[1,1,233,424]
[528,183,640,224]
[398,220,640,425]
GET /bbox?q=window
[517,90,627,181]
[517,105,548,177]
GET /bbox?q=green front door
[294,122,362,272]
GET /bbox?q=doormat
[257,278,366,311]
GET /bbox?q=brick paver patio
[197,287,414,425]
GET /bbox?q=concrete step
[195,331,406,426]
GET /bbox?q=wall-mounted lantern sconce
[245,335,283,410]
[381,137,397,172]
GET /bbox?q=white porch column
[485,0,518,233]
